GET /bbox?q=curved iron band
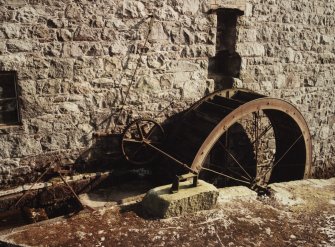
[191,97,312,182]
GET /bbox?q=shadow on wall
[208,8,243,90]
[73,110,186,182]
[0,9,249,188]
[75,8,247,176]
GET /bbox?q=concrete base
[141,180,219,218]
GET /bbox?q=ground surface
[0,178,334,247]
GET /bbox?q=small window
[0,71,20,126]
[208,9,243,88]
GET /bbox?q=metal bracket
[170,173,198,194]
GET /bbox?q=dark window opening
[208,9,243,89]
[0,71,21,126]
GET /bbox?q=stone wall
[236,0,335,177]
[0,0,216,188]
[0,0,334,188]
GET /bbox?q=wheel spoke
[218,141,252,179]
[207,162,250,181]
[251,124,272,147]
[257,134,303,181]
[226,167,251,181]
[123,138,143,143]
[144,141,196,173]
[201,167,251,185]
[145,125,156,139]
[136,122,144,140]
[121,119,165,165]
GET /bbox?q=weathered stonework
[0,0,334,188]
[236,0,335,178]
[142,179,219,218]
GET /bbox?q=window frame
[0,71,21,127]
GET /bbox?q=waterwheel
[122,89,312,189]
[166,89,312,188]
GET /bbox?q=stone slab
[218,186,258,203]
[269,182,305,206]
[141,180,218,218]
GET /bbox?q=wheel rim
[167,89,312,188]
[191,97,312,187]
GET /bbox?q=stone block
[62,43,84,57]
[48,59,74,79]
[236,43,265,57]
[73,25,100,41]
[122,0,147,18]
[16,6,39,23]
[3,23,21,39]
[149,22,168,41]
[269,182,305,206]
[244,2,253,16]
[0,41,5,55]
[65,3,82,20]
[7,40,33,53]
[167,60,199,72]
[218,186,257,203]
[141,180,219,218]
[238,29,257,42]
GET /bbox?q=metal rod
[58,172,85,210]
[226,167,250,181]
[123,16,154,103]
[144,141,197,174]
[218,141,252,179]
[201,167,250,185]
[153,101,174,118]
[207,162,250,181]
[259,134,303,181]
[110,15,155,134]
[123,138,143,143]
[251,124,272,146]
[145,124,155,139]
[136,122,145,139]
[12,166,51,208]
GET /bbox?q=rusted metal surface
[0,171,112,212]
[166,89,312,188]
[170,172,198,193]
[119,89,312,190]
[121,119,165,165]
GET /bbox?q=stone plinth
[141,180,218,218]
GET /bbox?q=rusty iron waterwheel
[167,89,312,189]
